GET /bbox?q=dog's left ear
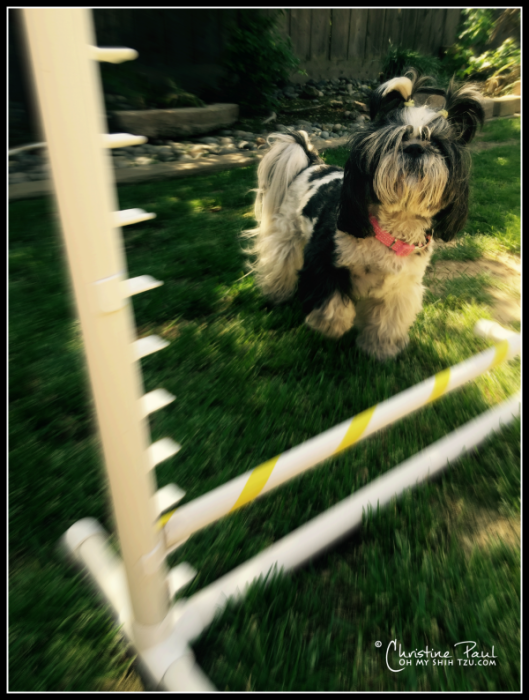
[444,80,485,143]
[370,75,414,121]
[432,180,470,242]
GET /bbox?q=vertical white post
[22,9,171,636]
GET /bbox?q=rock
[344,111,352,118]
[321,131,330,138]
[197,136,219,144]
[188,144,208,157]
[113,156,133,168]
[354,101,368,113]
[219,129,233,136]
[333,124,343,132]
[135,156,154,166]
[9,173,29,184]
[256,137,266,145]
[329,99,343,107]
[302,85,319,97]
[218,145,238,155]
[113,104,239,139]
[237,141,251,149]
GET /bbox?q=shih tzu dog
[245,70,484,360]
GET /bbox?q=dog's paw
[305,293,356,339]
[357,329,409,361]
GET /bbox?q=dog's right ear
[336,150,373,239]
[370,74,415,121]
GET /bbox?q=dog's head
[337,69,484,241]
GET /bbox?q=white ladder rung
[125,275,163,297]
[89,46,138,63]
[167,563,197,597]
[154,483,186,514]
[114,208,156,228]
[148,438,181,470]
[141,389,176,418]
[133,335,169,360]
[103,134,147,149]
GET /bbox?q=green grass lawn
[9,118,520,691]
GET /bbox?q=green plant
[220,10,302,115]
[380,42,449,86]
[443,9,520,86]
[99,62,204,110]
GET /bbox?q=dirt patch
[470,139,519,152]
[426,252,520,325]
[445,497,520,557]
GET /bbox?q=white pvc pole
[170,393,520,645]
[164,333,520,551]
[22,9,171,634]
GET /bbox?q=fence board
[348,8,369,61]
[365,9,386,59]
[431,8,448,52]
[310,9,331,60]
[443,9,462,47]
[330,9,351,61]
[415,9,433,55]
[384,9,403,51]
[399,9,418,50]
[290,9,312,61]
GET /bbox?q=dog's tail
[252,129,321,234]
[242,130,321,302]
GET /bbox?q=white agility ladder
[21,8,520,691]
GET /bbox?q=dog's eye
[420,126,431,141]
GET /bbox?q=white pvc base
[61,520,215,691]
[62,393,519,690]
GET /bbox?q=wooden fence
[89,8,462,84]
[9,8,462,146]
[272,9,462,80]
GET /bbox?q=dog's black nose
[404,143,425,158]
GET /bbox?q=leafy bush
[443,9,520,92]
[99,62,204,110]
[220,10,302,115]
[380,43,449,86]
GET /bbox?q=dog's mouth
[374,154,448,213]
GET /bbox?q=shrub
[442,9,520,93]
[220,10,302,115]
[380,43,449,87]
[99,62,204,110]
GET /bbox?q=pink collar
[369,216,432,257]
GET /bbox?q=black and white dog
[245,71,484,360]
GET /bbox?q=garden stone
[135,156,154,166]
[113,156,133,168]
[197,136,219,144]
[237,141,251,150]
[9,173,29,184]
[333,124,343,132]
[321,131,330,138]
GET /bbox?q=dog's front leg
[298,261,356,339]
[355,277,424,360]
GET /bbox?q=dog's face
[337,71,485,241]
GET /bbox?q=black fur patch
[298,179,353,315]
[307,165,344,182]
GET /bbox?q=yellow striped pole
[163,332,519,551]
